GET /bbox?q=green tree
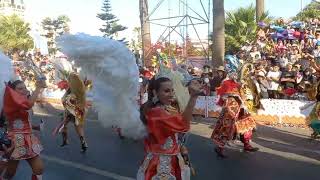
[0,14,34,59]
[294,1,320,21]
[225,5,271,53]
[41,15,70,54]
[54,15,71,35]
[97,0,127,38]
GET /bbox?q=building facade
[0,0,25,17]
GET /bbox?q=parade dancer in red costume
[2,80,46,180]
[137,77,201,180]
[55,73,89,152]
[211,75,259,158]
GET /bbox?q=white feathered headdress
[57,33,146,139]
[0,52,14,111]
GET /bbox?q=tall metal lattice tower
[141,0,211,65]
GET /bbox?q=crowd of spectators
[233,18,320,100]
[139,18,320,101]
[10,18,320,103]
[11,51,59,93]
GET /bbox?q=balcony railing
[0,3,25,10]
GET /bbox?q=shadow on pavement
[253,125,320,161]
[187,133,319,180]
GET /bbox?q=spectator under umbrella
[258,21,267,28]
[290,21,304,28]
[271,32,285,40]
[282,29,294,36]
[293,30,301,39]
[286,34,297,40]
[270,25,285,33]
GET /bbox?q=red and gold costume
[54,73,87,129]
[53,73,89,152]
[3,86,43,160]
[211,79,257,152]
[58,78,91,124]
[137,107,191,180]
[61,91,86,126]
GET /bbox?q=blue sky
[24,0,312,43]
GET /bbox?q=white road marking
[42,154,135,180]
[255,144,320,165]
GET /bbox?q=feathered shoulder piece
[67,72,86,109]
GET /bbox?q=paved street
[11,103,320,180]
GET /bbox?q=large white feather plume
[57,33,146,139]
[0,52,14,111]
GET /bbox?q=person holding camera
[2,79,46,180]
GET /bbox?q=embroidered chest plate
[161,137,174,150]
[13,119,24,130]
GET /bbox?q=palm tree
[41,15,71,54]
[139,0,152,67]
[225,5,271,53]
[256,0,265,22]
[130,27,142,51]
[212,0,225,68]
[0,15,34,60]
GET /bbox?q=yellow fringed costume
[62,73,87,125]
